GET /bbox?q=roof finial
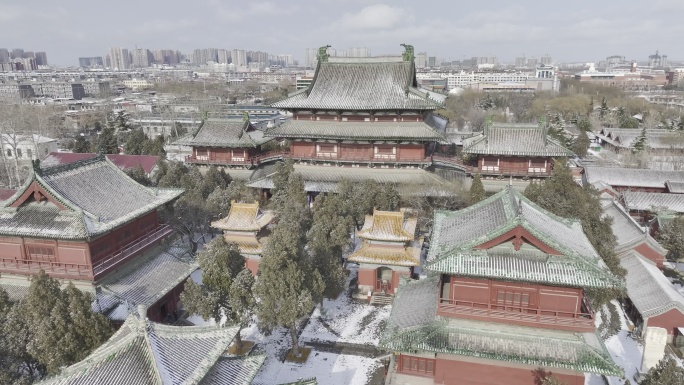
[400,44,414,62]
[32,159,42,176]
[318,45,331,63]
[137,304,147,321]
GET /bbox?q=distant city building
[0,134,58,161]
[648,51,667,68]
[34,82,86,100]
[0,82,35,101]
[231,49,247,66]
[515,56,527,68]
[34,52,47,66]
[0,49,9,63]
[109,46,130,70]
[131,48,151,68]
[347,47,371,58]
[79,57,104,68]
[11,49,24,59]
[540,54,553,65]
[415,52,428,68]
[304,48,317,68]
[193,48,218,65]
[217,49,230,64]
[295,74,314,90]
[123,79,153,91]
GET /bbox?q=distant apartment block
[109,46,130,69]
[79,57,104,68]
[123,79,153,91]
[1,134,58,161]
[0,83,35,101]
[82,81,111,97]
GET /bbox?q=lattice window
[27,245,55,262]
[400,355,435,377]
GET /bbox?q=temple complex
[348,209,423,304]
[211,201,274,275]
[462,122,573,178]
[381,187,623,385]
[0,155,188,321]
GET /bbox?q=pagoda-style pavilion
[348,209,423,304]
[211,201,274,275]
[175,117,271,167]
[267,45,444,168]
[0,155,186,321]
[37,306,265,385]
[463,122,573,178]
[380,187,623,385]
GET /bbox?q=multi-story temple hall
[0,156,192,322]
[380,187,624,385]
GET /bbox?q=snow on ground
[300,296,390,346]
[586,300,643,385]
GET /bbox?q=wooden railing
[471,167,551,177]
[92,224,173,279]
[185,155,254,165]
[437,298,594,331]
[0,257,93,279]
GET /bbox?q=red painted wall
[431,356,585,385]
[291,141,315,157]
[647,308,684,336]
[89,211,159,265]
[245,257,260,276]
[398,145,425,160]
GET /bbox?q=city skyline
[1,0,682,66]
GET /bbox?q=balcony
[0,257,93,280]
[471,166,551,178]
[184,155,254,166]
[92,224,174,280]
[437,297,594,332]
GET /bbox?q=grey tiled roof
[173,119,270,148]
[264,120,444,141]
[385,276,439,331]
[200,355,266,385]
[98,245,198,309]
[272,58,442,111]
[666,180,684,193]
[0,283,31,302]
[601,200,666,255]
[246,164,449,195]
[583,166,684,189]
[598,127,684,150]
[463,124,573,157]
[37,312,239,385]
[1,156,183,240]
[622,191,684,213]
[427,187,622,288]
[621,251,684,318]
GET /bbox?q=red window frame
[399,355,435,377]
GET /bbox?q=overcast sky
[2,0,681,66]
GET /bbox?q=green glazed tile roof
[173,118,270,148]
[463,123,573,157]
[200,355,266,385]
[380,277,622,377]
[37,312,240,385]
[264,120,444,141]
[272,56,442,111]
[427,186,623,288]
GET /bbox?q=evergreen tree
[97,124,119,154]
[72,135,90,153]
[632,127,647,153]
[657,216,684,261]
[124,129,147,155]
[640,356,684,385]
[141,135,166,157]
[548,113,573,148]
[200,166,231,198]
[181,238,249,345]
[255,168,324,357]
[469,174,486,204]
[157,161,189,188]
[228,269,257,349]
[599,97,609,118]
[307,194,352,303]
[125,165,152,186]
[572,128,590,158]
[524,161,625,306]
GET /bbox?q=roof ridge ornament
[400,44,414,62]
[318,45,331,63]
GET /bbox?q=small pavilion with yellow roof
[348,209,423,303]
[211,201,274,275]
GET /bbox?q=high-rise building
[348,47,370,57]
[217,49,230,64]
[110,47,130,70]
[428,56,437,67]
[11,48,24,59]
[541,55,553,65]
[526,57,538,67]
[231,49,247,66]
[0,49,9,63]
[304,48,317,68]
[79,57,104,68]
[131,48,151,68]
[192,48,218,65]
[34,52,48,66]
[415,52,428,68]
[515,56,527,68]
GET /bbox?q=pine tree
[97,123,119,154]
[141,135,166,157]
[599,97,609,118]
[308,194,352,303]
[572,128,590,158]
[469,174,486,204]
[632,127,647,153]
[657,216,684,261]
[72,135,90,153]
[228,269,257,349]
[125,165,152,186]
[255,168,324,357]
[181,238,244,319]
[640,356,684,385]
[124,129,147,155]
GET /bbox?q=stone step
[370,293,394,306]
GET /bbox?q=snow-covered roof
[621,251,684,318]
[622,191,684,213]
